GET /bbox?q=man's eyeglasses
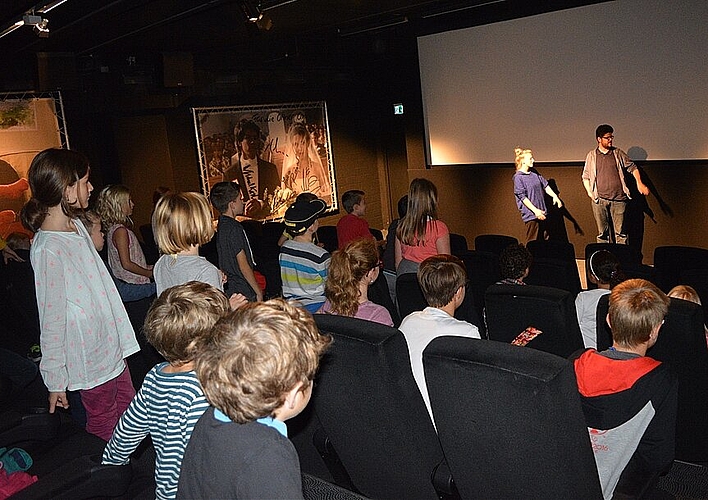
[601,135,614,140]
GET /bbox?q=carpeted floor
[657,461,708,499]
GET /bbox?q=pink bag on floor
[0,467,38,499]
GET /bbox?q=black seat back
[526,256,582,296]
[312,315,445,499]
[474,234,518,257]
[485,284,584,357]
[317,225,339,254]
[395,272,427,320]
[653,245,708,292]
[449,233,469,257]
[424,336,602,499]
[527,239,576,262]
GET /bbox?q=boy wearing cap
[209,181,263,302]
[279,198,330,313]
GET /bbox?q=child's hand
[229,293,249,310]
[1,246,23,264]
[48,391,69,413]
[219,270,228,285]
[553,196,563,208]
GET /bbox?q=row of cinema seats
[290,289,708,498]
[394,265,708,467]
[290,314,604,499]
[3,284,704,499]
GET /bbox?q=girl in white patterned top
[21,148,139,441]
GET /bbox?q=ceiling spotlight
[22,14,43,26]
[34,18,49,37]
[240,1,261,23]
[255,12,273,31]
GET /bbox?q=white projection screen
[418,0,708,165]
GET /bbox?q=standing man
[224,119,280,219]
[582,124,649,244]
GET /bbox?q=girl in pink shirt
[395,178,450,275]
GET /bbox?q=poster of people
[192,101,337,220]
[0,92,67,239]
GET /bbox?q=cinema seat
[424,336,601,499]
[484,283,584,358]
[312,315,453,499]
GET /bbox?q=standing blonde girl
[395,178,450,275]
[21,148,139,441]
[512,147,562,243]
[152,192,222,296]
[96,184,155,299]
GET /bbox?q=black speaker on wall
[37,52,79,91]
[162,52,194,88]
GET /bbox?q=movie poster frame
[0,91,68,238]
[191,101,338,221]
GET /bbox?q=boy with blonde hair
[177,299,331,499]
[572,279,678,499]
[103,281,230,500]
[152,192,222,296]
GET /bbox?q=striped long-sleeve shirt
[279,240,330,308]
[102,363,209,500]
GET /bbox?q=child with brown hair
[177,299,331,499]
[399,254,480,423]
[336,189,374,249]
[102,281,229,500]
[395,178,451,276]
[21,148,139,440]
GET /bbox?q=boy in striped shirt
[279,197,330,313]
[102,281,230,500]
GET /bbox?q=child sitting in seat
[177,299,331,499]
[496,243,532,285]
[102,281,230,500]
[399,255,480,423]
[319,237,393,326]
[575,250,625,349]
[571,279,678,499]
[668,284,708,346]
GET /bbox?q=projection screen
[418,0,708,164]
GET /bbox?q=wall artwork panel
[0,91,67,238]
[192,101,337,220]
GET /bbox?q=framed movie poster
[0,91,68,239]
[192,101,337,220]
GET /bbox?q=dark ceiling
[1,0,607,58]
